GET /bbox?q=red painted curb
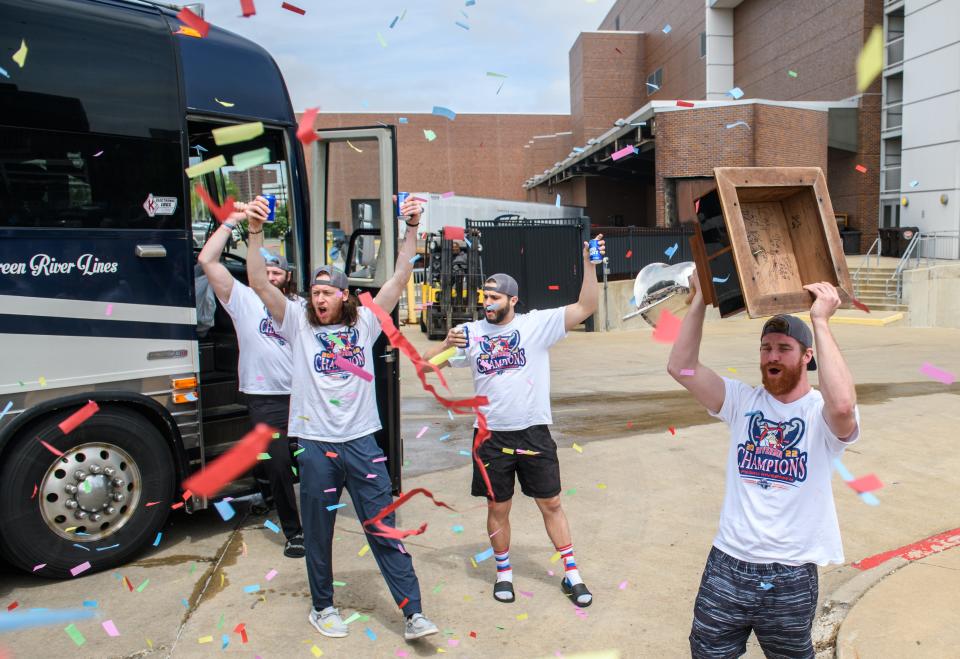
[852,527,960,570]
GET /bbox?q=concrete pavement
[1,314,959,658]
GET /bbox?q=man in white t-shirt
[423,234,605,609]
[668,273,860,659]
[197,199,304,559]
[245,196,440,643]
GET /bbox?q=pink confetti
[365,473,377,479]
[919,362,955,385]
[105,303,113,316]
[334,355,373,381]
[372,456,388,463]
[679,368,695,376]
[70,561,91,576]
[415,426,429,439]
[547,570,555,577]
[32,563,46,572]
[398,544,407,554]
[396,651,409,658]
[102,620,120,637]
[519,590,534,598]
[611,144,637,161]
[489,528,502,538]
[324,487,337,493]
[265,569,278,581]
[618,580,628,590]
[448,639,460,647]
[441,191,455,198]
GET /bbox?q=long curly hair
[305,289,359,327]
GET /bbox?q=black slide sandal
[561,578,593,607]
[493,581,515,603]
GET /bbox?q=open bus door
[306,126,403,493]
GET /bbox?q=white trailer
[409,193,582,234]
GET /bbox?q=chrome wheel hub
[40,442,141,542]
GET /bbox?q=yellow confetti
[463,595,472,601]
[501,448,515,455]
[572,443,583,453]
[146,638,153,649]
[212,121,264,146]
[597,483,607,489]
[346,140,364,153]
[38,376,47,386]
[12,39,27,68]
[358,544,370,557]
[376,32,388,47]
[550,552,562,563]
[214,97,235,107]
[311,645,323,658]
[856,25,883,92]
[219,572,224,587]
[516,613,528,621]
[470,557,478,568]
[175,26,202,38]
[436,650,447,655]
[184,155,226,178]
[298,415,310,421]
[727,367,738,374]
[65,526,77,533]
[198,635,213,644]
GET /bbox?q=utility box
[681,167,854,318]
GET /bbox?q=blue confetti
[572,147,585,153]
[222,634,230,649]
[909,180,919,187]
[72,543,90,551]
[0,66,9,79]
[181,598,190,608]
[448,409,455,421]
[759,581,774,590]
[389,15,399,28]
[832,458,855,482]
[455,20,470,30]
[466,0,476,5]
[438,433,451,442]
[153,532,162,547]
[712,274,730,284]
[326,503,347,511]
[555,194,561,207]
[214,500,236,521]
[0,400,13,420]
[243,584,261,594]
[364,627,377,640]
[452,525,464,534]
[458,450,471,457]
[474,547,494,562]
[264,520,281,533]
[398,117,408,124]
[82,600,98,608]
[96,544,120,552]
[409,254,421,264]
[727,87,744,100]
[665,243,679,260]
[629,296,637,306]
[662,24,672,34]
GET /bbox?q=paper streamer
[212,122,264,146]
[182,424,276,497]
[58,401,100,435]
[177,7,210,37]
[334,355,374,382]
[297,108,319,145]
[362,487,456,540]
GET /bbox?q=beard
[761,359,804,396]
[486,305,510,324]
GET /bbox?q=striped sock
[494,548,513,583]
[557,543,582,586]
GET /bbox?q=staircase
[852,266,909,312]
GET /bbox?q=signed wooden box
[680,167,853,318]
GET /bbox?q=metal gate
[466,217,592,329]
[591,226,693,281]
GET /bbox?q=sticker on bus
[142,193,179,217]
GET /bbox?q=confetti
[243,584,261,594]
[177,7,209,37]
[919,362,955,385]
[311,645,323,657]
[619,580,628,590]
[183,424,275,497]
[389,15,399,28]
[281,1,306,14]
[437,434,451,442]
[102,619,120,636]
[856,25,883,92]
[760,581,774,590]
[726,121,750,130]
[346,140,363,153]
[423,129,437,142]
[788,70,798,78]
[212,121,263,146]
[652,309,682,343]
[625,249,633,258]
[665,243,679,259]
[136,578,150,592]
[0,400,12,421]
[416,425,430,439]
[233,147,271,171]
[70,561,91,577]
[855,164,867,173]
[712,274,730,284]
[0,608,96,633]
[214,500,235,521]
[455,20,470,30]
[264,520,281,534]
[847,473,883,494]
[727,86,744,100]
[297,107,319,145]
[399,117,408,124]
[611,145,638,161]
[662,24,672,33]
[0,66,8,78]
[357,544,371,557]
[501,447,515,455]
[214,98,235,108]
[432,106,457,121]
[153,532,163,547]
[909,180,919,187]
[365,627,377,640]
[199,635,213,643]
[516,613,528,621]
[39,439,64,456]
[679,369,695,376]
[185,155,227,179]
[376,31,388,47]
[365,473,377,479]
[240,0,256,17]
[64,623,86,646]
[6,602,17,612]
[676,100,695,107]
[474,547,494,562]
[548,285,560,291]
[373,456,388,462]
[555,193,561,207]
[728,367,738,374]
[572,443,583,453]
[669,426,677,435]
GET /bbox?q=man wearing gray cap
[246,196,440,642]
[668,276,859,659]
[424,235,605,609]
[197,198,304,558]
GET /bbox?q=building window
[700,32,707,58]
[615,14,620,30]
[646,68,662,96]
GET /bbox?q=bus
[0,0,404,577]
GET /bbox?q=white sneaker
[308,606,348,638]
[403,613,439,640]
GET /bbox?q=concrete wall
[898,0,960,238]
[593,278,720,332]
[903,263,960,328]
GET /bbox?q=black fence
[590,226,694,281]
[466,217,591,328]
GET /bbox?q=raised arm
[372,196,423,313]
[197,207,245,302]
[804,282,858,439]
[244,197,288,325]
[666,271,726,414]
[563,233,605,331]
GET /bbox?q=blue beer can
[263,194,276,223]
[588,238,603,263]
[397,191,410,218]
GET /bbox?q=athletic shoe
[403,613,439,640]
[284,532,306,558]
[308,606,348,638]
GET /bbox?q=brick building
[311,0,883,250]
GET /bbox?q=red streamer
[281,1,306,14]
[239,0,255,17]
[194,184,235,223]
[297,108,319,145]
[182,424,276,497]
[176,8,210,38]
[362,487,455,539]
[58,400,99,435]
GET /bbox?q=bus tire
[0,406,176,578]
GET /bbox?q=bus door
[307,126,402,493]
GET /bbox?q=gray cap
[761,314,817,371]
[484,273,519,298]
[263,250,293,272]
[310,264,349,290]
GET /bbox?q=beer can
[588,238,603,263]
[397,191,410,218]
[263,194,276,223]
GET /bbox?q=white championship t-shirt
[277,300,383,443]
[219,281,293,395]
[709,377,860,566]
[449,308,567,431]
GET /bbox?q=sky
[204,0,617,115]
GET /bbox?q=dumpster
[879,226,919,257]
[840,229,862,255]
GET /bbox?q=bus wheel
[0,406,175,578]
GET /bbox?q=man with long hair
[423,235,605,609]
[245,196,439,642]
[668,273,859,658]
[197,200,304,558]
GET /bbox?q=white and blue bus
[0,0,404,577]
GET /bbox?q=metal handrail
[853,236,882,297]
[887,230,923,300]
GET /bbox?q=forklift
[419,227,485,340]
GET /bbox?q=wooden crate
[680,167,853,318]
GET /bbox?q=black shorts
[471,425,561,501]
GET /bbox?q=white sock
[558,544,591,604]
[494,548,513,600]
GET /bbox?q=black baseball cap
[310,265,349,290]
[761,315,817,371]
[483,273,519,298]
[263,250,293,272]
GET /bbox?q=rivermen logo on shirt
[258,307,286,346]
[738,411,808,487]
[313,329,364,377]
[476,330,526,375]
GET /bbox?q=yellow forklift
[419,227,484,339]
